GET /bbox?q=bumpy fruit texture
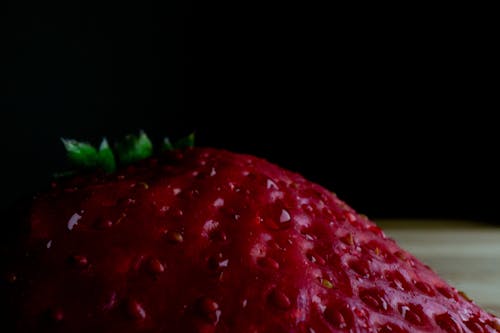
[3,148,499,332]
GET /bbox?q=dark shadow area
[1,2,498,223]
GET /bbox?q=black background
[1,2,498,223]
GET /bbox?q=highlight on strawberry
[2,132,499,332]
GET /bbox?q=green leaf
[174,132,195,149]
[162,137,174,151]
[97,138,116,173]
[115,131,153,164]
[61,138,98,168]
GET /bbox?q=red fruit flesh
[2,147,499,332]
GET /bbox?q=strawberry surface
[2,147,499,332]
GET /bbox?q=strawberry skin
[3,147,499,332]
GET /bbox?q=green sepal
[61,138,99,168]
[162,137,174,151]
[161,132,194,151]
[97,138,116,173]
[174,132,195,149]
[115,131,153,164]
[162,133,195,151]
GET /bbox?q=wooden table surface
[378,220,500,316]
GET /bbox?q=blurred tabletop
[378,220,500,316]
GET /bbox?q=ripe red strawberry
[2,135,499,332]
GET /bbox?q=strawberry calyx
[59,131,194,175]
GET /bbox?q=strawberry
[2,133,499,332]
